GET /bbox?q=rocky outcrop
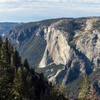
[39,26,70,67]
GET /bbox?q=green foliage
[14,50,21,67]
[78,75,89,100]
[12,67,25,100]
[24,59,30,70]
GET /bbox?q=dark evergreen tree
[78,75,89,100]
[0,36,2,61]
[24,59,30,70]
[0,40,14,100]
[9,42,14,67]
[0,36,2,46]
[12,67,24,100]
[5,38,11,65]
[14,50,21,68]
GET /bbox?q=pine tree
[14,50,21,68]
[12,67,24,100]
[78,75,89,100]
[5,38,11,65]
[1,43,8,65]
[0,41,13,100]
[9,42,14,67]
[0,36,2,62]
[0,65,13,100]
[24,59,30,70]
[0,36,2,46]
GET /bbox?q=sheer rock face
[39,26,70,68]
[6,17,100,84]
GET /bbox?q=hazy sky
[0,0,100,22]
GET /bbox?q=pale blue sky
[0,0,100,22]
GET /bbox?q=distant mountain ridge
[0,22,21,35]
